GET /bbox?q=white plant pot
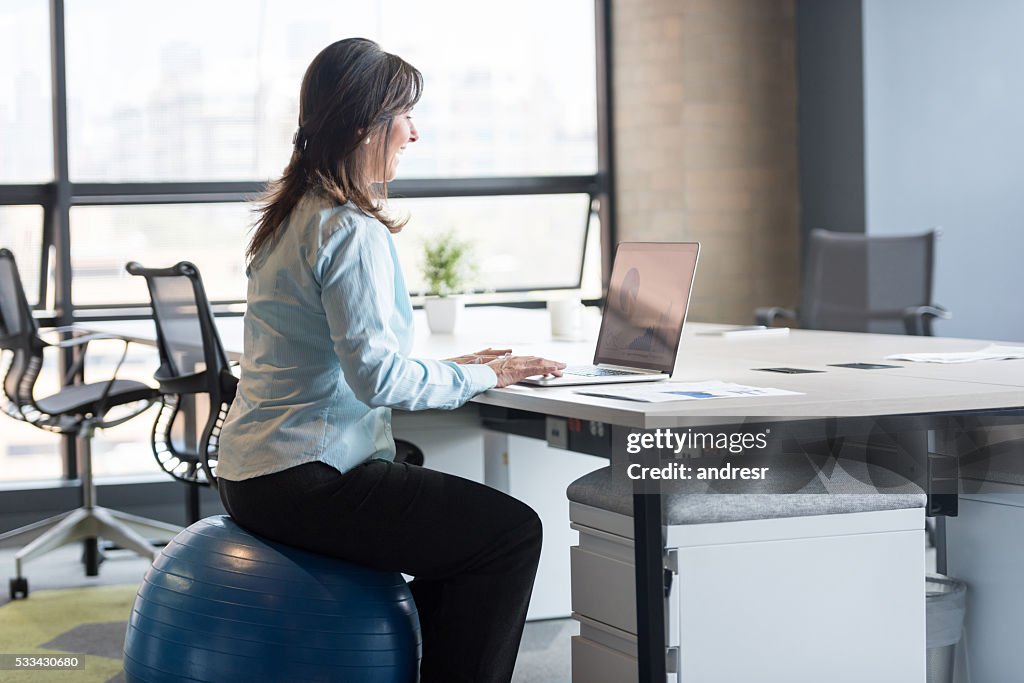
[424,296,464,334]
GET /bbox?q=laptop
[521,242,700,387]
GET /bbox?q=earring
[364,137,371,145]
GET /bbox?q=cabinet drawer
[576,612,636,656]
[570,545,636,634]
[572,635,638,683]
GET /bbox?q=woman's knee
[485,493,542,557]
[525,506,543,544]
[511,502,543,559]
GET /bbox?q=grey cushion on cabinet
[567,457,926,525]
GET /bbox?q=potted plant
[421,231,474,333]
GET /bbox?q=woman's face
[369,111,418,182]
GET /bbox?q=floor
[0,530,938,683]
[0,543,574,683]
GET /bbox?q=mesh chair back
[126,261,236,486]
[128,262,229,387]
[0,248,38,343]
[0,249,44,415]
[148,274,216,378]
[802,230,936,334]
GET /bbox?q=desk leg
[934,516,947,575]
[483,430,511,494]
[634,491,666,682]
[930,421,964,574]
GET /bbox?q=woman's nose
[408,122,419,143]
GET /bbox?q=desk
[99,309,1024,424]
[95,308,1024,682]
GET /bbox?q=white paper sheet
[884,344,1024,364]
[696,326,791,338]
[575,380,803,403]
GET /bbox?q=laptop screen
[593,242,700,374]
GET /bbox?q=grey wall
[796,0,865,246]
[862,0,1024,341]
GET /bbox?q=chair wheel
[82,539,105,576]
[10,577,28,600]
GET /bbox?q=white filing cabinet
[568,468,927,683]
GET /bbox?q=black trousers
[219,459,543,683]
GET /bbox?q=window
[0,419,64,482]
[0,205,45,305]
[1,1,607,483]
[392,194,595,294]
[66,0,597,182]
[70,203,250,305]
[0,0,53,183]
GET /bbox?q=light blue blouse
[217,193,497,481]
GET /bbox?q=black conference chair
[756,229,951,335]
[126,262,238,520]
[0,248,179,599]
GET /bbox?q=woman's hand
[445,348,512,365]
[486,355,567,388]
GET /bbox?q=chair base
[0,506,181,598]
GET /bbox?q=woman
[217,38,565,683]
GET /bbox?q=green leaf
[421,230,474,296]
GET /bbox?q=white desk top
[91,307,1024,429]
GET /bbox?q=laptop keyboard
[564,366,641,377]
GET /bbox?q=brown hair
[247,38,422,262]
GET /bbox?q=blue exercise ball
[123,516,421,682]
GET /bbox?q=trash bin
[927,575,967,683]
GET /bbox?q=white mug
[549,298,584,339]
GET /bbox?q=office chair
[126,262,238,514]
[0,248,180,599]
[756,229,951,335]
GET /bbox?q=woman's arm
[317,221,498,410]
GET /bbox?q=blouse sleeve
[315,218,497,410]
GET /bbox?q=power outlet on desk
[545,417,612,456]
[546,417,569,449]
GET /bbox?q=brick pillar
[612,0,800,323]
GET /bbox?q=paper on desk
[697,326,790,338]
[575,380,803,403]
[884,344,1024,364]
